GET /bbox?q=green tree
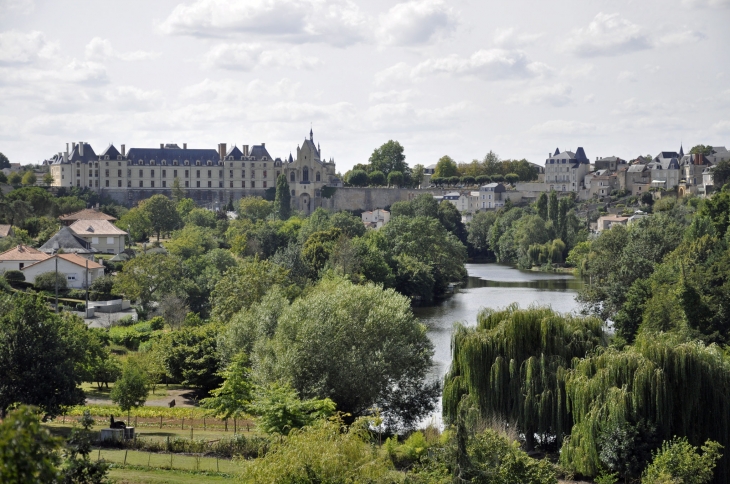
[42,172,54,186]
[140,194,181,241]
[247,383,336,436]
[21,171,36,186]
[7,172,21,185]
[63,410,110,483]
[711,159,730,188]
[34,271,68,292]
[0,172,6,184]
[201,353,254,420]
[117,206,152,243]
[171,177,185,202]
[262,278,439,431]
[184,207,217,228]
[0,199,32,227]
[467,211,498,255]
[689,145,715,156]
[112,254,185,311]
[273,174,292,220]
[505,173,519,184]
[0,152,9,169]
[368,170,386,186]
[387,170,404,187]
[330,211,366,238]
[642,437,722,484]
[548,190,558,224]
[0,293,92,417]
[437,200,467,244]
[176,198,196,219]
[210,258,291,322]
[347,169,368,187]
[165,225,217,259]
[536,192,548,220]
[368,140,408,177]
[301,228,342,277]
[0,406,62,483]
[110,359,149,424]
[411,163,424,187]
[434,155,458,178]
[238,196,272,222]
[156,323,222,393]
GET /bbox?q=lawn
[97,449,242,474]
[44,420,257,442]
[108,467,234,484]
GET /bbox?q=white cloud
[561,13,652,57]
[0,30,58,65]
[493,28,542,48]
[366,101,470,131]
[104,86,160,111]
[712,120,730,134]
[617,71,638,83]
[85,38,160,62]
[203,42,322,70]
[377,0,458,46]
[508,84,573,107]
[656,29,705,47]
[529,119,597,136]
[180,78,301,103]
[0,0,34,14]
[159,0,368,47]
[682,0,730,8]
[376,49,551,84]
[368,89,419,103]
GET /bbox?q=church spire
[679,143,684,157]
[310,126,313,141]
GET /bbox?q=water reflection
[415,263,583,427]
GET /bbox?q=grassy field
[44,419,257,442]
[97,449,242,474]
[80,382,182,400]
[108,467,234,484]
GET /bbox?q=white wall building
[362,209,390,229]
[544,147,591,192]
[22,253,104,289]
[0,245,50,272]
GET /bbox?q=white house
[68,220,127,254]
[362,209,390,229]
[0,245,50,272]
[544,147,591,192]
[22,253,104,289]
[478,183,506,210]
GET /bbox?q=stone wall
[322,187,451,212]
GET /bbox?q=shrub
[75,303,85,312]
[108,321,156,350]
[4,270,25,282]
[641,437,722,484]
[147,316,165,331]
[34,271,66,291]
[368,170,386,186]
[115,315,136,327]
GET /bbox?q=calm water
[414,263,583,426]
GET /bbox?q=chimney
[62,151,68,163]
[694,153,701,165]
[219,143,226,160]
[160,143,164,149]
[72,142,77,151]
[66,142,69,155]
[183,143,187,150]
[262,143,265,148]
[121,144,126,157]
[79,142,84,156]
[243,145,249,157]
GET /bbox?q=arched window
[290,172,295,182]
[303,166,309,182]
[316,171,320,182]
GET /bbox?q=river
[414,263,583,427]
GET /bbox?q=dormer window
[184,160,190,166]
[228,156,233,161]
[117,155,123,160]
[138,160,144,165]
[173,160,178,166]
[207,160,212,166]
[196,161,201,166]
[262,157,268,161]
[150,160,155,166]
[105,156,109,160]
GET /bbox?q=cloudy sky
[1,0,728,171]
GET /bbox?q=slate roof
[67,143,98,163]
[226,145,243,158]
[288,153,294,163]
[126,147,220,166]
[39,226,93,254]
[0,225,12,238]
[99,144,121,159]
[628,164,648,173]
[248,144,273,161]
[59,208,117,223]
[0,245,50,262]
[69,220,128,236]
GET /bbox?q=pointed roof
[69,219,128,236]
[0,244,50,262]
[679,144,684,157]
[554,148,560,156]
[0,225,12,238]
[575,147,589,163]
[23,253,103,271]
[310,127,313,141]
[59,208,117,223]
[248,144,273,161]
[99,144,121,159]
[227,145,243,158]
[288,152,294,163]
[39,226,93,254]
[68,142,97,163]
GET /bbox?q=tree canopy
[368,140,409,177]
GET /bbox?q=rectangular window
[151,169,155,177]
[105,169,109,176]
[151,181,155,188]
[263,181,267,188]
[77,170,80,176]
[127,169,131,176]
[118,180,122,187]
[230,170,233,177]
[196,170,200,178]
[196,181,200,188]
[185,181,189,187]
[106,237,114,244]
[230,181,233,188]
[219,170,222,178]
[242,181,246,188]
[208,170,211,178]
[208,181,212,188]
[105,180,109,187]
[117,170,122,177]
[162,180,167,188]
[242,170,246,178]
[174,170,178,177]
[263,170,267,178]
[139,169,143,177]
[252,171,255,179]
[162,170,166,177]
[92,237,99,244]
[127,181,131,187]
[185,170,189,178]
[251,181,256,188]
[139,181,143,187]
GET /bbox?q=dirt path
[85,387,199,408]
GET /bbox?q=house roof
[39,226,93,254]
[227,145,243,158]
[598,215,629,222]
[99,144,121,159]
[69,220,128,236]
[249,144,273,161]
[23,253,103,271]
[126,147,220,166]
[627,164,647,173]
[0,244,50,262]
[66,142,98,164]
[0,225,12,238]
[59,208,117,222]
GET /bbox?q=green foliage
[7,172,21,185]
[388,170,404,187]
[201,353,254,420]
[34,271,68,291]
[117,206,152,242]
[108,320,157,350]
[642,437,722,484]
[598,420,659,482]
[63,409,111,483]
[210,257,291,323]
[0,293,91,417]
[247,383,336,436]
[238,196,273,222]
[110,359,149,416]
[165,224,217,259]
[330,211,366,238]
[347,169,368,187]
[689,144,716,156]
[467,211,498,255]
[434,155,458,178]
[139,194,181,241]
[369,140,409,177]
[0,152,8,169]
[368,170,386,186]
[0,406,62,483]
[21,171,36,186]
[443,306,606,447]
[260,278,439,431]
[183,207,217,228]
[3,269,25,282]
[112,253,185,310]
[273,174,292,220]
[155,323,222,392]
[241,416,399,484]
[301,228,342,277]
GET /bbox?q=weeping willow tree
[443,305,605,448]
[560,333,730,482]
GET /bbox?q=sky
[0,0,728,172]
